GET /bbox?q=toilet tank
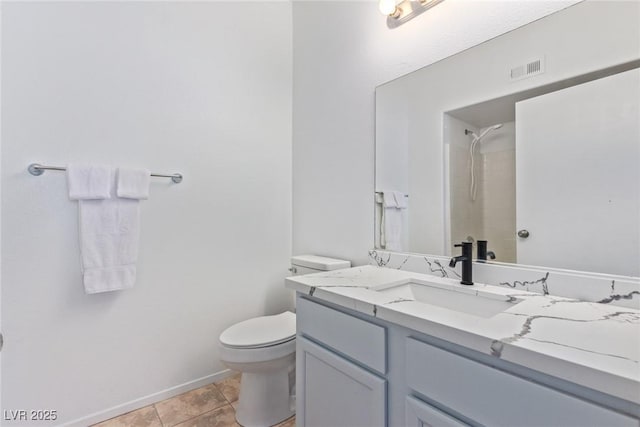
[290,255,351,276]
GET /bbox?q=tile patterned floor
[92,373,295,427]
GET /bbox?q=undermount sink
[373,280,521,318]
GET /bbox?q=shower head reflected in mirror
[465,123,503,140]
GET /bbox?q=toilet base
[235,366,295,427]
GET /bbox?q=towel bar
[375,191,408,197]
[28,163,183,184]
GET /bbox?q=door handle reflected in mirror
[517,229,530,238]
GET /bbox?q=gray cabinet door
[297,337,386,427]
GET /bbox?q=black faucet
[449,242,473,285]
[477,240,496,262]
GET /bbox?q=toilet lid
[220,311,296,348]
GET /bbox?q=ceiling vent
[510,57,545,81]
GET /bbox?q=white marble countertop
[286,265,640,404]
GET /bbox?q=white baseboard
[59,369,234,427]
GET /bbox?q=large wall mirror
[374,1,639,277]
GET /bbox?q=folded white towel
[117,168,150,200]
[78,197,140,294]
[67,166,144,294]
[381,190,398,208]
[392,191,408,209]
[67,164,112,200]
[384,208,403,251]
[380,190,407,251]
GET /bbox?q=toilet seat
[220,311,296,349]
[218,313,297,427]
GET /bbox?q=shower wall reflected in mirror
[445,118,515,263]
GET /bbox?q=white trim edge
[58,369,234,427]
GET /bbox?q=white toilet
[219,255,351,427]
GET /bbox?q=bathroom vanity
[290,2,640,425]
[286,266,640,427]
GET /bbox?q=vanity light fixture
[379,0,402,19]
[380,0,445,28]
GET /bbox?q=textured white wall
[292,0,581,265]
[1,2,292,425]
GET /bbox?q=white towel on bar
[67,164,112,200]
[78,198,140,293]
[392,190,408,209]
[117,168,150,200]
[380,190,407,252]
[68,165,143,294]
[382,190,398,208]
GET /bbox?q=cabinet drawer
[406,338,638,427]
[406,395,469,427]
[297,296,386,374]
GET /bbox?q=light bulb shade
[379,0,398,16]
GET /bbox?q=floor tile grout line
[169,410,198,427]
[152,404,165,427]
[213,381,237,409]
[213,379,241,425]
[210,381,237,416]
[151,381,231,427]
[171,403,235,427]
[159,399,230,427]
